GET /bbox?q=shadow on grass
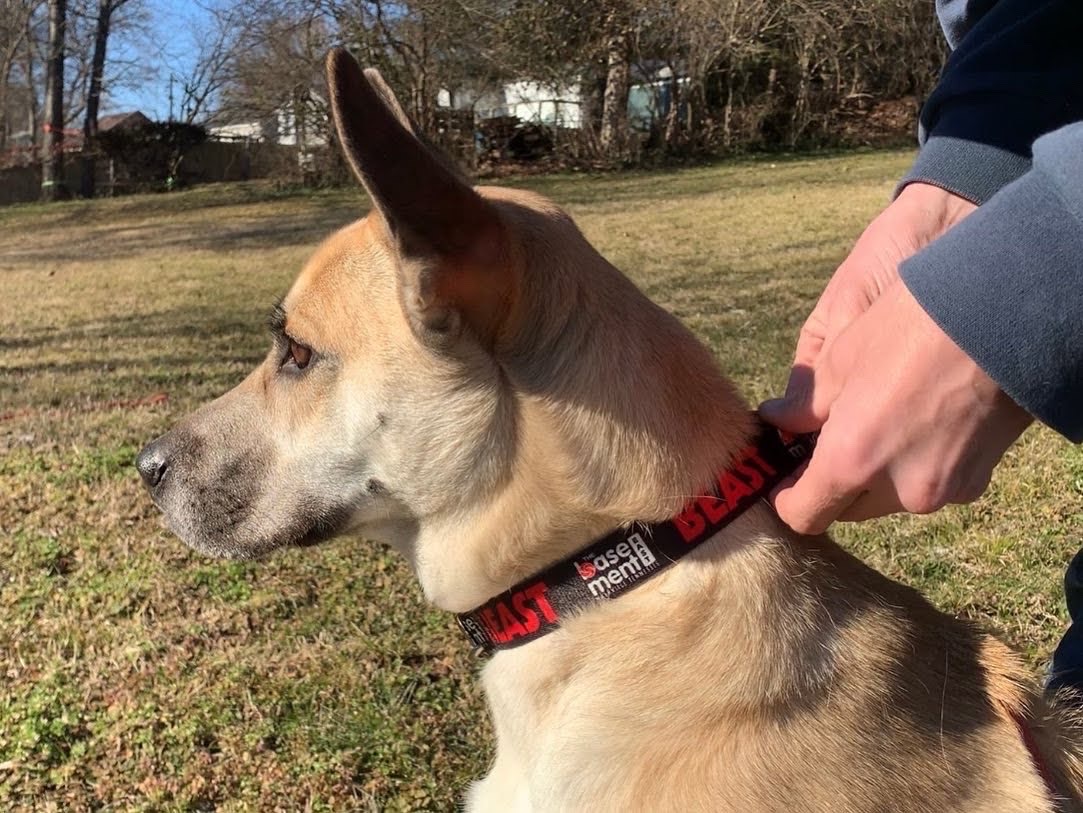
[2,306,264,350]
[0,305,272,413]
[1,148,915,267]
[0,181,367,227]
[0,206,359,267]
[503,148,912,208]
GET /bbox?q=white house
[438,66,685,132]
[438,81,582,128]
[208,94,328,148]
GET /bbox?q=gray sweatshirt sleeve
[900,123,1083,440]
[899,0,1083,204]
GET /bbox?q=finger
[766,459,809,503]
[759,396,824,435]
[758,360,838,435]
[769,441,862,535]
[792,313,828,369]
[763,291,868,435]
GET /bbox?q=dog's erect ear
[325,47,514,346]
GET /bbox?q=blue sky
[107,0,215,120]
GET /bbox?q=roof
[97,111,152,131]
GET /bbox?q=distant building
[207,96,328,149]
[62,110,153,150]
[96,111,153,134]
[0,110,152,168]
[439,82,582,129]
[207,117,264,142]
[627,67,689,132]
[437,66,686,132]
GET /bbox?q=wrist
[896,137,1032,206]
[894,182,977,240]
[896,182,977,221]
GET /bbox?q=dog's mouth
[289,504,356,549]
[146,469,357,560]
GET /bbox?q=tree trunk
[598,6,631,161]
[721,67,735,150]
[0,49,18,151]
[41,0,66,202]
[578,66,605,156]
[81,0,114,198]
[24,19,40,148]
[293,88,312,185]
[790,42,811,148]
[0,3,33,152]
[662,68,680,150]
[0,69,9,152]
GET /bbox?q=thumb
[759,362,836,435]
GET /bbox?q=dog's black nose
[136,440,170,489]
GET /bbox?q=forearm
[900,0,1083,204]
[901,123,1083,440]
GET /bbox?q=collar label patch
[577,533,661,599]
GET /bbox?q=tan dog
[137,48,1083,812]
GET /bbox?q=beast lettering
[478,581,558,645]
[674,445,779,543]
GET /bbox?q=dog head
[138,49,749,609]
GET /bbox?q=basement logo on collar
[574,533,661,599]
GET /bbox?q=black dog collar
[457,420,816,654]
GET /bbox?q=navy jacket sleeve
[899,0,1083,204]
[901,123,1083,441]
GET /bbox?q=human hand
[790,182,977,381]
[760,281,1033,534]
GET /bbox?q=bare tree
[41,0,64,199]
[21,9,42,148]
[78,0,133,195]
[83,0,133,139]
[598,1,632,158]
[655,0,781,150]
[325,0,503,136]
[170,2,247,126]
[59,0,95,128]
[12,0,945,194]
[0,0,42,150]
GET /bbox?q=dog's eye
[284,338,312,370]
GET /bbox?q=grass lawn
[2,150,1082,811]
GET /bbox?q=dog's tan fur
[139,49,1083,811]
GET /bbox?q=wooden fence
[0,141,301,207]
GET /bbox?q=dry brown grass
[2,152,1081,811]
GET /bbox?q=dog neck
[406,222,771,614]
[456,424,815,653]
[415,317,765,613]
